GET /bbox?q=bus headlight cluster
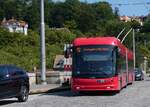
[76,87,80,90]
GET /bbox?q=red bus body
[71,37,134,92]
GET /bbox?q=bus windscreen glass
[72,45,116,78]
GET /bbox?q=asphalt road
[1,77,150,107]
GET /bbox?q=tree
[95,2,115,21]
[93,2,117,35]
[44,0,54,25]
[25,0,40,30]
[77,3,96,34]
[49,0,80,28]
[129,20,141,30]
[105,20,126,36]
[141,18,150,33]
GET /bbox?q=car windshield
[135,68,142,74]
[72,45,116,78]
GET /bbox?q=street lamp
[133,29,136,70]
[40,0,47,85]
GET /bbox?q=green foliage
[46,44,62,69]
[45,28,76,45]
[63,20,77,30]
[77,3,96,34]
[141,18,150,33]
[0,28,40,71]
[105,20,125,36]
[0,0,150,70]
[0,1,118,35]
[25,0,40,30]
[95,2,115,20]
[129,20,141,29]
[0,27,76,71]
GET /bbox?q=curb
[29,86,70,95]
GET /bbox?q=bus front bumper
[71,84,119,92]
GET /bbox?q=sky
[53,0,150,16]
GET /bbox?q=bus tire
[120,77,122,90]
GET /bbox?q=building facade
[1,18,28,35]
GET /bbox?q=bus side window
[112,48,117,75]
[114,47,127,75]
[116,48,121,74]
[117,53,121,73]
[117,51,126,73]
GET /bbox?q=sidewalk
[30,84,70,94]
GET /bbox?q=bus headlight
[76,87,80,90]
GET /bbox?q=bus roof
[73,37,120,46]
[73,37,133,60]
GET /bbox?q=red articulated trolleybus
[70,37,134,92]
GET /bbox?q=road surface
[1,78,150,107]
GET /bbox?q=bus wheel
[116,90,120,93]
[116,83,122,93]
[124,79,127,88]
[119,79,122,90]
[79,91,87,95]
[124,84,127,88]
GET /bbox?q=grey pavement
[1,79,150,107]
[1,76,150,107]
[30,84,70,94]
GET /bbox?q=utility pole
[40,0,47,85]
[133,29,136,70]
[144,57,147,74]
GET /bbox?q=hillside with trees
[0,0,150,72]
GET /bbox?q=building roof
[1,18,27,27]
[120,16,131,22]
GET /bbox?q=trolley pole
[40,0,47,85]
[133,29,136,70]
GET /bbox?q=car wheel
[17,85,29,102]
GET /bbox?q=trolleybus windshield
[72,45,116,78]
